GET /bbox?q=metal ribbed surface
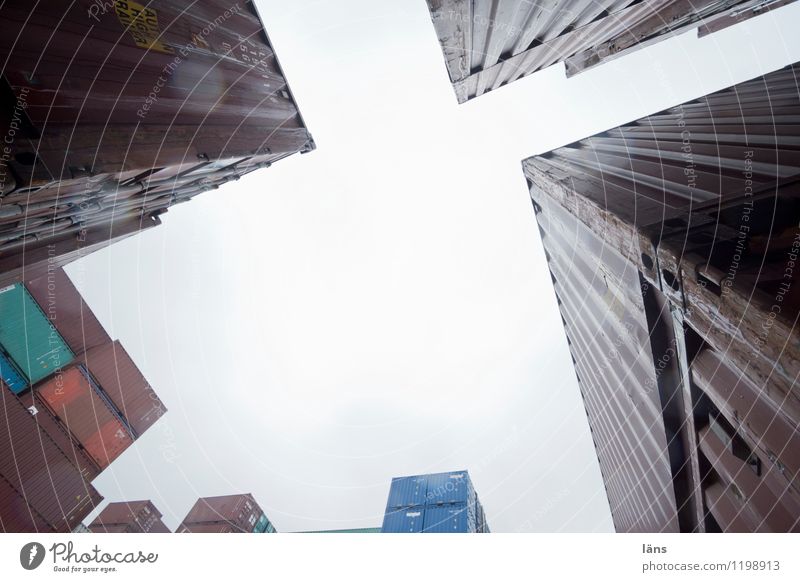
[78,340,166,436]
[36,366,134,469]
[425,0,775,102]
[530,64,800,226]
[0,0,313,286]
[89,500,171,533]
[26,268,112,356]
[179,493,272,533]
[524,62,800,532]
[1,383,102,532]
[533,186,680,532]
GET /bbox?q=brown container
[89,500,171,533]
[179,493,264,533]
[0,0,313,287]
[0,0,313,184]
[18,391,101,482]
[36,366,134,469]
[78,340,166,436]
[0,384,103,532]
[25,267,112,355]
[524,62,800,532]
[425,0,796,102]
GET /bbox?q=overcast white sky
[68,1,800,532]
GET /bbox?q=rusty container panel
[89,500,171,533]
[26,267,112,355]
[18,391,101,482]
[79,340,166,435]
[179,493,269,533]
[0,384,103,532]
[0,0,314,184]
[35,366,134,469]
[698,426,800,532]
[523,62,800,532]
[424,0,794,102]
[0,0,313,291]
[691,347,800,510]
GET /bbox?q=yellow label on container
[114,0,173,54]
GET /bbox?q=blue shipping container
[422,503,476,533]
[381,507,425,533]
[386,475,428,508]
[0,350,27,394]
[424,471,473,505]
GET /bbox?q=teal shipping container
[0,349,27,393]
[0,284,74,384]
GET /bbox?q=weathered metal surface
[532,183,682,533]
[178,493,274,533]
[19,391,101,482]
[0,0,313,281]
[35,366,134,469]
[78,340,166,436]
[425,0,795,102]
[26,267,112,355]
[0,283,75,384]
[523,62,800,532]
[0,383,103,532]
[89,500,171,533]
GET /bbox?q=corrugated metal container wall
[424,0,795,103]
[0,349,27,394]
[78,340,166,435]
[422,503,476,533]
[424,471,474,505]
[35,366,134,469]
[18,391,101,482]
[529,188,681,532]
[26,268,112,355]
[253,513,276,533]
[0,0,313,186]
[386,475,428,508]
[179,523,237,533]
[179,494,272,533]
[0,0,314,290]
[89,500,171,533]
[381,508,425,533]
[0,283,74,384]
[0,384,103,532]
[523,62,800,532]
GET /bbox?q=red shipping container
[1,384,103,532]
[79,341,166,436]
[36,366,133,469]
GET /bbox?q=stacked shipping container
[0,384,103,532]
[178,494,277,533]
[1,266,166,531]
[0,0,314,287]
[524,62,800,532]
[89,500,171,533]
[424,0,797,103]
[381,471,490,533]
